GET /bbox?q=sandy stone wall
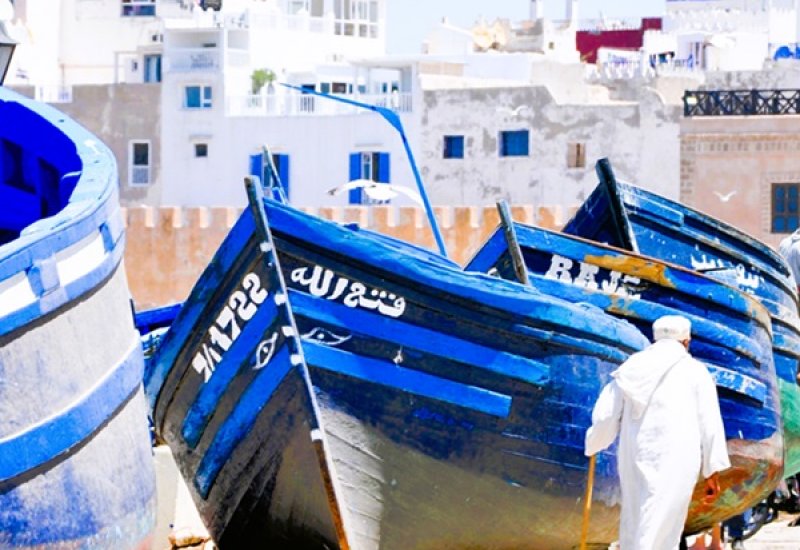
[679,115,800,250]
[123,204,570,309]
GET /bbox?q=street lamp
[0,22,16,85]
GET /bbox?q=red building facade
[576,18,663,63]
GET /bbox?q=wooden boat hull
[565,159,800,477]
[0,89,156,547]
[147,196,652,549]
[467,222,783,532]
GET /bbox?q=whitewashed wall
[417,83,681,207]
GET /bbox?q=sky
[385,0,667,54]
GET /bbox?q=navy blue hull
[147,196,651,549]
[467,222,783,530]
[564,159,800,477]
[0,89,156,547]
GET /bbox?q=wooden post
[579,454,597,550]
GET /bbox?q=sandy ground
[155,447,798,549]
[739,513,799,550]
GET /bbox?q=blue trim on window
[274,154,290,200]
[377,152,390,183]
[772,183,800,233]
[500,130,529,157]
[444,135,464,159]
[348,152,362,204]
[185,86,200,108]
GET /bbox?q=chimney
[531,0,544,20]
[566,0,578,24]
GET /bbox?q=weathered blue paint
[0,341,144,482]
[134,301,182,334]
[180,296,281,449]
[289,290,551,386]
[194,344,295,498]
[0,87,155,548]
[467,217,784,529]
[146,185,657,549]
[564,158,800,477]
[304,341,513,418]
[148,180,351,549]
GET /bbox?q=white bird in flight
[328,179,424,205]
[496,105,531,117]
[713,190,737,202]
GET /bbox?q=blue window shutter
[348,152,361,204]
[185,86,200,108]
[277,154,290,200]
[377,153,390,183]
[249,153,263,183]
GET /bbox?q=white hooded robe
[585,339,730,550]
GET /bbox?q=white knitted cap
[652,315,692,342]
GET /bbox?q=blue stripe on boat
[705,365,767,404]
[144,213,256,409]
[303,341,513,418]
[182,298,281,449]
[289,290,550,387]
[0,338,144,482]
[194,344,295,498]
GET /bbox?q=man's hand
[703,472,721,503]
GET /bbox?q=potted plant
[251,68,276,94]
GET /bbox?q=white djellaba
[585,315,731,550]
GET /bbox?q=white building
[637,0,800,73]
[8,0,800,212]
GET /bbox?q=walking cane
[579,454,597,550]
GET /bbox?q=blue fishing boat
[145,179,651,549]
[466,208,783,531]
[0,87,156,547]
[564,158,800,477]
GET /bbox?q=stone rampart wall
[123,204,570,309]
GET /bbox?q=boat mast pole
[281,84,448,258]
[579,454,597,550]
[496,200,530,286]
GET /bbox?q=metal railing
[167,48,220,72]
[35,86,73,104]
[226,91,412,117]
[684,89,800,117]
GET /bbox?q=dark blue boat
[563,159,800,478]
[0,88,156,547]
[466,216,783,531]
[145,180,650,549]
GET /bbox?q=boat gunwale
[470,221,774,336]
[0,88,123,338]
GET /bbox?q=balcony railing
[167,48,220,72]
[226,91,412,117]
[684,89,800,117]
[35,86,73,104]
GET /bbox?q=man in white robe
[585,315,730,550]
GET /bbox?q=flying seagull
[496,105,531,117]
[713,190,737,202]
[328,179,424,205]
